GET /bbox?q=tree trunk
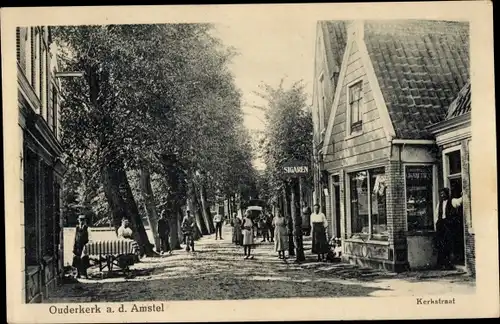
[284,183,295,256]
[187,191,203,240]
[192,191,207,237]
[139,168,161,253]
[227,195,232,221]
[292,178,305,262]
[101,158,155,256]
[200,185,215,233]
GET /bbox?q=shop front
[324,143,442,273]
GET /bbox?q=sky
[212,21,317,170]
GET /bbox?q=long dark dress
[232,218,243,245]
[312,222,329,254]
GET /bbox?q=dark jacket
[73,224,89,255]
[157,218,170,237]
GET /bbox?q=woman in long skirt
[232,213,243,246]
[310,203,329,261]
[242,211,254,259]
[273,212,289,259]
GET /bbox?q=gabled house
[17,26,66,303]
[311,21,347,239]
[312,20,469,272]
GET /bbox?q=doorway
[331,175,341,239]
[445,149,465,266]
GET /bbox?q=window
[24,148,38,266]
[446,150,462,199]
[405,165,434,231]
[370,168,387,237]
[348,81,363,134]
[349,167,387,240]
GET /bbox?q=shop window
[405,165,434,231]
[370,168,388,238]
[348,81,363,134]
[24,148,38,266]
[349,167,387,240]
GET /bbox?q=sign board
[282,160,309,177]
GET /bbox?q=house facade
[312,20,471,273]
[428,82,474,277]
[17,26,66,303]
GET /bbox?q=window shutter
[16,28,20,63]
[31,28,36,89]
[46,50,50,127]
[17,28,27,71]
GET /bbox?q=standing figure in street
[158,210,172,255]
[232,213,243,245]
[181,210,196,252]
[72,215,91,278]
[310,203,329,262]
[259,213,270,242]
[242,210,255,259]
[273,211,289,259]
[302,204,312,236]
[267,211,275,243]
[117,218,134,239]
[435,188,463,270]
[213,212,224,240]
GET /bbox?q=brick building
[312,20,470,272]
[17,26,66,303]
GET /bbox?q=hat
[78,215,86,220]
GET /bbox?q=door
[331,175,341,239]
[445,149,465,266]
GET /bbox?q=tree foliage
[55,24,257,247]
[256,80,313,202]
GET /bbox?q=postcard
[2,2,498,323]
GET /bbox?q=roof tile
[364,20,469,138]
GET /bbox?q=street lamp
[55,71,84,78]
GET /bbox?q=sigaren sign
[283,160,309,176]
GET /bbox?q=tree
[55,24,256,254]
[256,80,313,262]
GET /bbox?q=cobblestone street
[47,225,475,302]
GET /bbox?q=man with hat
[435,187,463,270]
[73,214,91,278]
[181,210,196,252]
